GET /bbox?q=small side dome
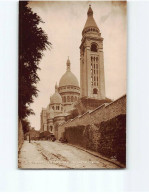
[50,83,62,104]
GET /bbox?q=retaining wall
[58,95,126,140]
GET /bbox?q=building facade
[40,5,106,136]
[40,58,80,134]
[80,5,105,99]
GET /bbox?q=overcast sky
[27,1,127,130]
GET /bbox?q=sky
[27,1,127,130]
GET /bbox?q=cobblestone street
[18,141,119,169]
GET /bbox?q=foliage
[19,1,51,119]
[98,114,126,165]
[69,108,79,119]
[64,125,85,145]
[21,118,31,134]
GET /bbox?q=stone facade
[40,59,80,135]
[40,6,126,143]
[58,58,80,112]
[80,5,105,99]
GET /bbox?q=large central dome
[59,71,79,87]
[59,58,79,87]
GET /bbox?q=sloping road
[19,141,119,169]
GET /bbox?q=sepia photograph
[18,1,127,169]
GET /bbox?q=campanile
[80,5,105,99]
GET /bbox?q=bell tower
[80,5,105,99]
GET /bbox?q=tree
[19,1,51,119]
[21,119,31,134]
[69,108,79,119]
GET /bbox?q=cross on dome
[87,4,93,16]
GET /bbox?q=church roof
[50,84,62,104]
[83,5,99,30]
[59,58,79,88]
[50,92,62,104]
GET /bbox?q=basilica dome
[58,58,80,107]
[59,71,79,87]
[59,58,79,88]
[50,84,62,104]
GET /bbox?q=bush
[98,114,126,165]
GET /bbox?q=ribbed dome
[50,84,62,104]
[59,58,79,87]
[59,71,79,87]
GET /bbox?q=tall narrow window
[71,96,74,102]
[64,96,66,103]
[67,96,70,102]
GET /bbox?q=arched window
[67,96,70,102]
[93,88,98,94]
[64,96,66,103]
[52,106,54,110]
[71,96,74,102]
[75,97,77,101]
[50,126,53,132]
[91,44,97,52]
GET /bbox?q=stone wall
[65,124,100,152]
[64,114,126,165]
[58,94,126,140]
